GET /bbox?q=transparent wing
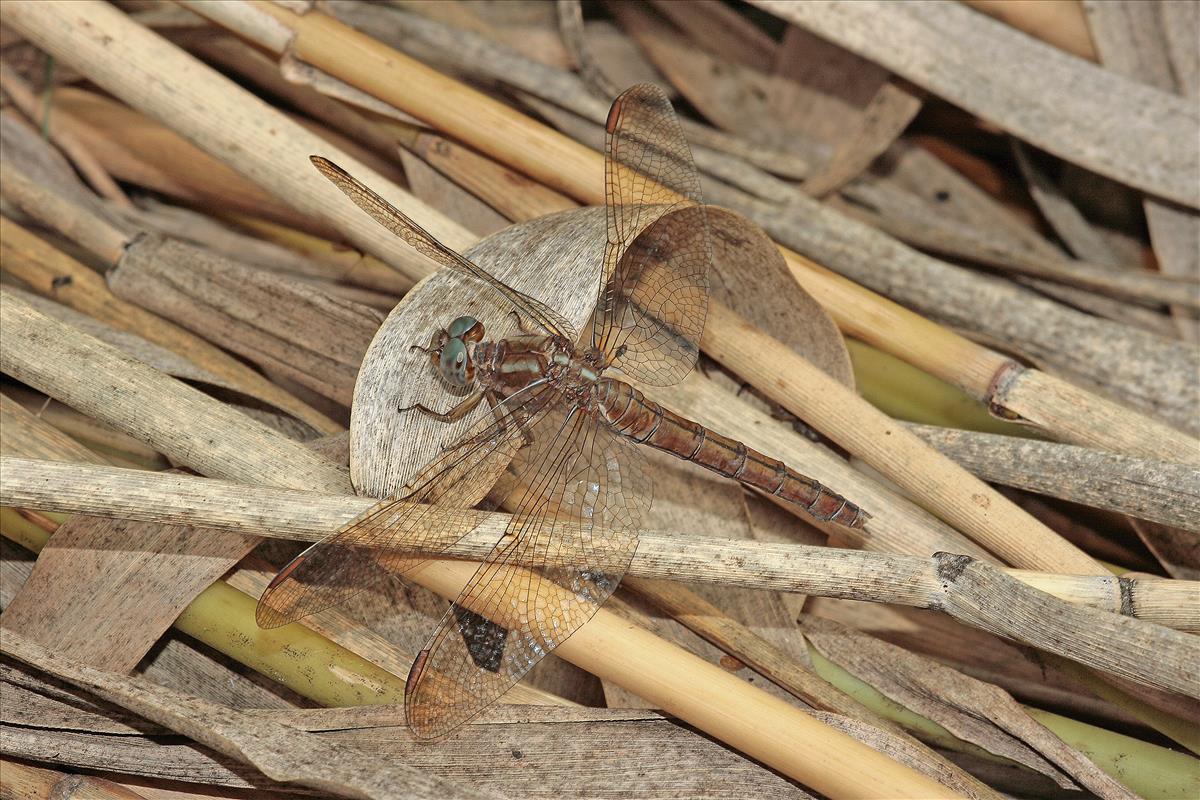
[593,84,711,386]
[404,407,649,739]
[256,382,561,629]
[311,156,576,340]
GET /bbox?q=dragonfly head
[432,315,484,387]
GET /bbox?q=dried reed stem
[409,558,961,798]
[908,424,1200,528]
[0,408,563,711]
[1,631,495,800]
[4,457,1196,636]
[0,272,953,797]
[0,292,350,492]
[192,0,1194,462]
[0,759,146,800]
[702,301,1104,575]
[0,62,131,207]
[0,214,341,434]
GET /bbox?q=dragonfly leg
[507,310,538,335]
[400,391,484,422]
[484,389,534,448]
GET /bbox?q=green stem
[0,507,407,707]
[808,646,1199,799]
[847,338,1028,436]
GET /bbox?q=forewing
[311,156,576,339]
[256,383,560,629]
[404,408,649,739]
[593,84,711,386]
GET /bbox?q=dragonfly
[258,84,868,740]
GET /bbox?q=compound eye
[438,339,473,386]
[448,315,484,343]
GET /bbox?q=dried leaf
[800,616,1138,799]
[1,631,495,800]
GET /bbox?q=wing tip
[404,648,454,741]
[605,96,624,135]
[254,602,289,630]
[309,154,345,180]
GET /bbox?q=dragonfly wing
[256,382,560,629]
[311,156,577,340]
[404,407,649,739]
[593,84,711,387]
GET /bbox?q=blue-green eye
[448,315,483,342]
[438,339,472,386]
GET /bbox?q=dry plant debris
[0,2,1198,799]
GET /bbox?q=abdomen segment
[596,379,867,529]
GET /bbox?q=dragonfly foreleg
[400,391,485,422]
[507,309,538,335]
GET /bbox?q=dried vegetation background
[0,1,1198,799]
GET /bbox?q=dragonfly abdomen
[597,378,867,530]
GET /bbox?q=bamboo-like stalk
[0,214,342,435]
[0,506,556,713]
[807,648,1199,800]
[8,493,1185,796]
[624,579,910,736]
[1043,652,1200,757]
[223,556,573,711]
[700,300,1104,575]
[0,759,148,800]
[186,33,404,165]
[0,405,565,711]
[1,630,495,800]
[408,558,960,798]
[907,424,1200,529]
[712,185,1199,461]
[993,367,1198,463]
[643,375,998,562]
[844,339,1021,435]
[0,165,128,266]
[223,212,409,295]
[0,394,107,466]
[3,387,167,471]
[849,195,1200,310]
[0,1,469,282]
[0,504,407,709]
[0,274,954,797]
[0,62,131,208]
[192,0,1199,462]
[4,457,1197,636]
[0,292,350,493]
[46,88,327,236]
[961,0,1098,61]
